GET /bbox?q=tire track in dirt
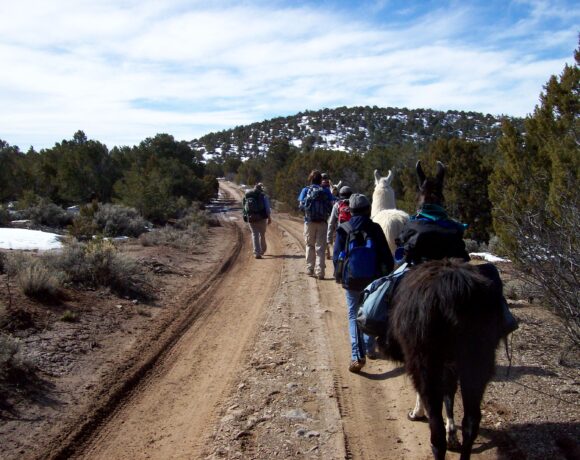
[45,195,244,460]
[49,187,275,459]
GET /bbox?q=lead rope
[504,333,514,377]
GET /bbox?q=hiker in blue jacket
[298,170,335,279]
[333,193,394,373]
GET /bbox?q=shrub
[0,206,9,226]
[68,215,99,241]
[24,200,72,228]
[93,203,148,237]
[463,239,481,253]
[17,190,42,209]
[0,333,20,377]
[60,310,78,322]
[16,262,61,300]
[486,235,505,256]
[139,206,209,249]
[4,252,36,277]
[45,239,151,298]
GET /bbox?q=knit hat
[339,186,352,198]
[348,193,371,213]
[255,183,264,191]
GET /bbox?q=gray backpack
[356,263,408,337]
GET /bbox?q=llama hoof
[407,411,427,422]
[447,432,461,452]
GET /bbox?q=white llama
[371,169,409,256]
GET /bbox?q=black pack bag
[243,190,266,223]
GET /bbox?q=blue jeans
[345,289,375,361]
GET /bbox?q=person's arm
[263,195,272,224]
[333,225,345,263]
[298,187,308,210]
[327,203,339,242]
[242,197,248,222]
[396,221,419,264]
[324,187,335,202]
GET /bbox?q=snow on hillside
[190,106,515,160]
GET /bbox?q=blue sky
[0,0,577,150]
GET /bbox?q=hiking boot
[317,274,324,280]
[348,359,366,373]
[307,269,314,276]
[255,254,262,259]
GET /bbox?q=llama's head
[331,180,343,197]
[371,169,396,216]
[374,169,393,189]
[416,160,445,205]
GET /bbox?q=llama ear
[336,180,342,189]
[374,170,381,186]
[385,170,393,186]
[416,161,426,189]
[435,161,445,184]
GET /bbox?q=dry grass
[16,263,61,300]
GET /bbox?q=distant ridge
[190,106,522,160]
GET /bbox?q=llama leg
[459,382,486,460]
[422,392,446,460]
[408,393,427,421]
[442,369,460,451]
[444,393,460,451]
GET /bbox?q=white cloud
[0,0,577,149]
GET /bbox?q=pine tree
[489,43,579,349]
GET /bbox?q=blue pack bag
[336,222,378,291]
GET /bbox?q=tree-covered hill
[191,106,523,160]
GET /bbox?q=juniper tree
[489,44,579,349]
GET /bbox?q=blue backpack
[336,222,378,291]
[303,185,331,222]
[356,263,409,336]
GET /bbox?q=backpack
[356,263,408,337]
[398,217,469,264]
[335,222,378,291]
[337,199,351,224]
[303,185,331,222]
[243,190,266,223]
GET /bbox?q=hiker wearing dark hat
[298,170,334,279]
[242,183,271,259]
[333,193,393,373]
[327,185,353,250]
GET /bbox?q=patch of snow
[0,228,63,250]
[469,252,511,263]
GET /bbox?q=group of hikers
[242,164,517,374]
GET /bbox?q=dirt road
[58,181,502,459]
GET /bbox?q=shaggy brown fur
[388,258,504,460]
